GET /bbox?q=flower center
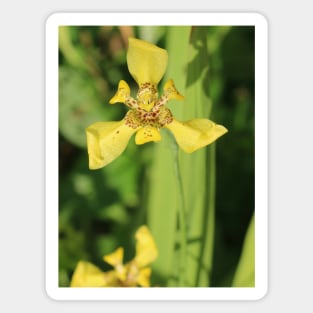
[137,82,158,112]
[125,105,173,129]
[122,81,175,129]
[109,79,184,130]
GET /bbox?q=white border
[45,12,268,301]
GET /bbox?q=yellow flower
[86,37,228,169]
[70,225,158,287]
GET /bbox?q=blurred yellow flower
[86,37,228,169]
[70,225,158,287]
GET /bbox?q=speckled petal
[86,120,138,169]
[135,126,161,145]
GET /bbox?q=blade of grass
[179,26,231,286]
[232,213,255,287]
[179,27,213,287]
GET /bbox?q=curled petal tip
[166,119,228,153]
[109,80,131,104]
[103,247,124,267]
[164,79,184,100]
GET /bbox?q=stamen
[151,80,184,113]
[152,95,168,112]
[125,97,139,109]
[137,82,158,112]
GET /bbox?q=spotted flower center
[110,79,184,130]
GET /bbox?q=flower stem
[172,139,187,287]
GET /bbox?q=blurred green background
[58,25,255,287]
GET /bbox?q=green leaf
[137,26,166,44]
[59,26,88,70]
[232,213,255,287]
[59,66,120,148]
[178,27,214,287]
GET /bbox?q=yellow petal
[127,37,168,86]
[103,247,124,267]
[166,119,228,153]
[104,247,128,282]
[164,79,184,100]
[136,267,152,287]
[123,261,140,286]
[70,261,107,287]
[103,270,121,287]
[135,126,161,145]
[109,80,131,104]
[86,120,137,169]
[134,225,158,268]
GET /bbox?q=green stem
[172,140,187,287]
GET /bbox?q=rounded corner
[45,12,63,28]
[45,284,61,302]
[253,12,269,28]
[254,284,269,301]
